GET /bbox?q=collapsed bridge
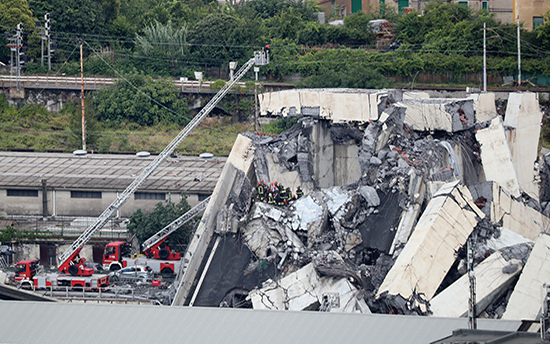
[172,88,550,321]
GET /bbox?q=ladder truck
[103,196,211,274]
[54,50,269,278]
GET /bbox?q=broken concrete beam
[430,251,523,318]
[504,92,543,201]
[475,182,547,241]
[377,181,484,301]
[389,203,422,256]
[173,134,256,306]
[468,182,547,241]
[400,98,475,132]
[468,92,497,123]
[502,234,550,320]
[475,116,521,198]
[259,89,402,123]
[485,227,533,252]
[249,262,370,313]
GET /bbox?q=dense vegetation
[2,0,549,83]
[1,0,550,154]
[127,194,196,251]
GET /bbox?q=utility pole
[542,284,550,340]
[5,29,17,88]
[517,6,521,87]
[80,43,86,151]
[467,234,477,330]
[254,66,259,132]
[15,23,23,90]
[483,22,487,93]
[44,13,51,72]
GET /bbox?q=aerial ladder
[57,50,269,276]
[142,196,211,260]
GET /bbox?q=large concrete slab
[475,116,521,198]
[400,98,475,132]
[504,92,543,200]
[430,251,522,318]
[377,181,484,301]
[502,234,550,320]
[259,89,396,123]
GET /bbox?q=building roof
[0,151,226,194]
[431,329,544,344]
[0,301,521,344]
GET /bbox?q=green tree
[536,10,550,52]
[396,1,472,47]
[135,20,188,66]
[188,13,252,65]
[94,73,189,126]
[127,195,196,250]
[60,99,101,151]
[47,0,104,35]
[301,63,392,89]
[0,0,38,63]
[343,10,377,47]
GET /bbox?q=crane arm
[58,51,268,271]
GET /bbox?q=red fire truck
[14,259,109,291]
[102,196,209,275]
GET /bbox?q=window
[135,192,165,200]
[534,17,544,29]
[458,1,468,8]
[482,1,488,10]
[71,191,101,199]
[7,189,38,197]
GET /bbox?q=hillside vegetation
[2,0,550,153]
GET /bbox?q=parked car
[110,265,153,283]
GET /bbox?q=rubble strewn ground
[173,89,550,320]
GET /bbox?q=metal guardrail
[1,215,129,239]
[0,75,247,92]
[1,75,115,90]
[38,285,162,304]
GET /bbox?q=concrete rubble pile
[175,89,550,320]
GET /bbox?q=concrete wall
[333,145,361,186]
[12,243,41,263]
[312,120,335,189]
[0,189,199,218]
[310,121,361,189]
[11,243,100,265]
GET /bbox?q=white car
[111,265,153,283]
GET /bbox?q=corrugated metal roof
[0,301,521,344]
[0,152,226,193]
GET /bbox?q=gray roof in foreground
[0,151,226,193]
[0,301,521,344]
